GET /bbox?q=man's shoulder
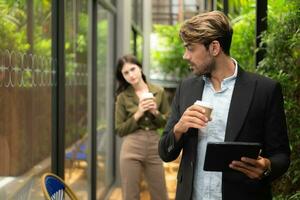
[240,68,278,87]
[180,74,203,86]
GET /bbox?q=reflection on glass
[97,5,111,198]
[0,0,52,199]
[64,0,89,199]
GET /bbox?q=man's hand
[173,104,209,141]
[229,156,271,179]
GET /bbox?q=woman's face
[121,62,143,85]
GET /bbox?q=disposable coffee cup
[140,92,154,101]
[194,100,213,119]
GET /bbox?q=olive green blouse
[115,83,170,137]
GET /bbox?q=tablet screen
[203,142,261,172]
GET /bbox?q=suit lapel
[186,76,205,163]
[225,67,256,141]
[185,76,205,108]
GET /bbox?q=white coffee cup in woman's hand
[140,92,154,101]
[140,92,158,115]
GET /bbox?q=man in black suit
[158,11,290,200]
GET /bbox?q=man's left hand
[229,156,271,179]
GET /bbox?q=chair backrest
[41,173,79,200]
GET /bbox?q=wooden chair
[41,172,79,200]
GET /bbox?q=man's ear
[210,40,221,56]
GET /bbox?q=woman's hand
[134,98,157,120]
[148,98,158,115]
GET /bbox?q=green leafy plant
[230,10,255,71]
[0,2,29,51]
[151,24,189,78]
[257,0,300,198]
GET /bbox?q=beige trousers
[120,129,168,200]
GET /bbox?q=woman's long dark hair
[115,54,147,95]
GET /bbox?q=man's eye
[187,46,193,51]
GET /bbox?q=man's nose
[183,50,190,60]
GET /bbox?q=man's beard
[192,58,215,77]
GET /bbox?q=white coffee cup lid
[194,100,213,109]
[140,92,154,100]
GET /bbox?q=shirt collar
[223,58,238,82]
[124,82,159,97]
[202,58,238,83]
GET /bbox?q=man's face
[182,42,215,76]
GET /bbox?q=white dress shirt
[193,59,238,200]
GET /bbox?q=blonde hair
[179,10,233,55]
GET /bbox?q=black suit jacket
[158,67,290,200]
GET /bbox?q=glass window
[0,0,52,199]
[132,0,143,30]
[136,0,143,29]
[130,30,143,61]
[64,0,89,199]
[96,5,114,198]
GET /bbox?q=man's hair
[179,10,233,55]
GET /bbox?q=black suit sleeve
[159,82,184,162]
[263,82,290,181]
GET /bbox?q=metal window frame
[51,0,65,179]
[255,0,267,67]
[223,0,228,15]
[87,0,98,199]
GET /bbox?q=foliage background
[151,24,189,78]
[257,1,300,199]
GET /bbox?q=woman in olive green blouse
[115,55,170,200]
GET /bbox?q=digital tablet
[203,142,261,172]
